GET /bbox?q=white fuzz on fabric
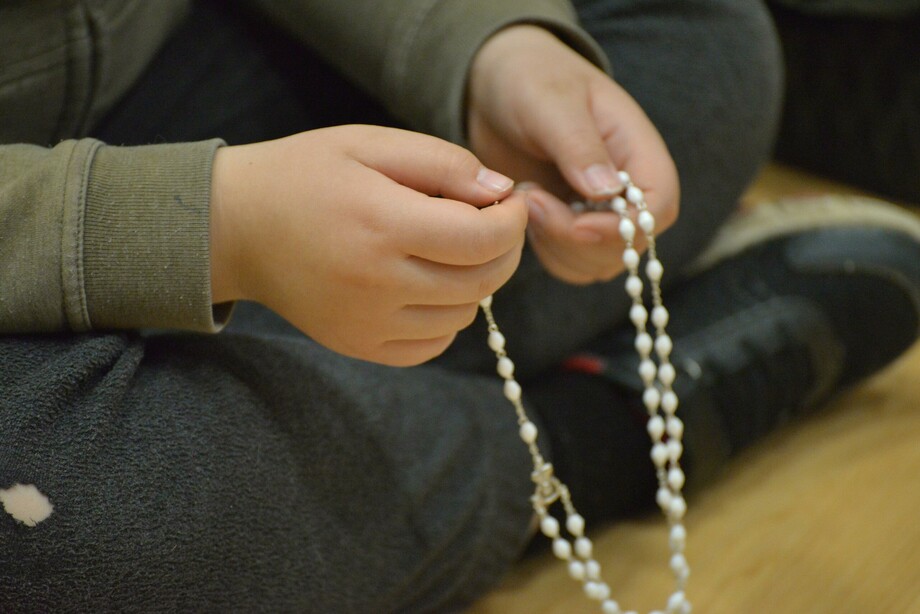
[0,483,54,527]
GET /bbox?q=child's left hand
[467,25,680,284]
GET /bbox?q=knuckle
[467,223,503,263]
[557,131,604,166]
[478,276,495,300]
[465,198,527,263]
[477,253,520,299]
[421,334,457,363]
[458,303,480,330]
[440,143,481,186]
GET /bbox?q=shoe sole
[689,195,920,273]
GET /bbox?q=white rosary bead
[670,553,690,579]
[629,304,648,327]
[596,583,612,601]
[651,443,670,468]
[585,559,602,580]
[566,513,586,537]
[504,379,522,402]
[575,536,593,559]
[666,416,684,439]
[612,196,628,214]
[497,356,515,379]
[669,496,687,520]
[623,247,640,270]
[488,330,506,353]
[668,591,688,613]
[585,581,611,601]
[668,467,686,491]
[647,415,666,441]
[651,305,670,329]
[638,210,655,234]
[676,564,691,584]
[655,334,673,359]
[667,439,684,463]
[540,515,560,538]
[519,421,538,444]
[639,359,657,385]
[602,599,622,614]
[670,553,688,573]
[617,170,631,185]
[657,363,676,386]
[625,275,644,298]
[626,186,644,205]
[479,295,493,309]
[619,217,636,242]
[656,487,673,510]
[643,387,661,412]
[635,332,653,356]
[583,582,610,601]
[670,524,687,552]
[646,258,664,282]
[661,391,679,414]
[553,538,573,560]
[568,560,586,581]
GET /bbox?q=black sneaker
[569,195,920,489]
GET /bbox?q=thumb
[359,126,515,207]
[526,90,622,200]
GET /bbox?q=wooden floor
[469,166,920,614]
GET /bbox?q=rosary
[480,171,691,614]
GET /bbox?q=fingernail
[516,181,539,192]
[477,167,514,192]
[583,164,621,196]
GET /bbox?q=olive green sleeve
[0,139,230,333]
[245,0,610,144]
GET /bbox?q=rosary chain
[479,171,691,614]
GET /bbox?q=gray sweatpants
[0,1,782,611]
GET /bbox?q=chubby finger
[525,188,636,283]
[522,81,624,200]
[525,188,611,277]
[525,188,624,246]
[401,245,523,306]
[376,334,458,367]
[389,188,528,266]
[358,126,514,206]
[394,302,481,340]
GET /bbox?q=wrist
[470,25,553,101]
[209,145,245,305]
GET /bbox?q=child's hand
[209,125,526,366]
[467,25,680,284]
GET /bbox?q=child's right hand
[209,125,527,366]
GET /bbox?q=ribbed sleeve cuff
[79,139,230,332]
[384,0,611,144]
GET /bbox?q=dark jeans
[0,1,781,611]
